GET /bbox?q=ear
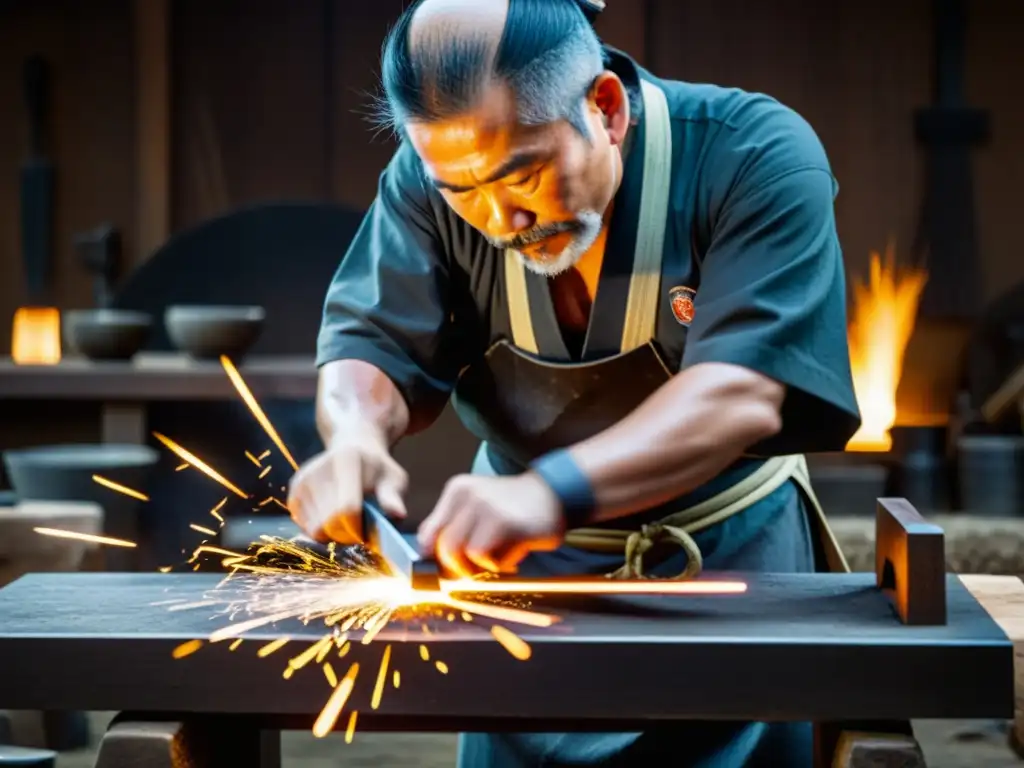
[588,72,630,146]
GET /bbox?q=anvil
[362,500,440,591]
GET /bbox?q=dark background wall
[0,1,1021,486]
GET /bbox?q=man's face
[405,74,630,276]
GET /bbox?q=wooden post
[959,575,1024,757]
[94,715,280,768]
[134,0,172,263]
[981,362,1024,428]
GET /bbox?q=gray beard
[509,209,604,277]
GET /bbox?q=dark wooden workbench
[0,571,1012,727]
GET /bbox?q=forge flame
[845,243,928,452]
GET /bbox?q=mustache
[487,220,581,251]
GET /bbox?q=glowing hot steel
[441,578,747,596]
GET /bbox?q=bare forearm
[565,362,786,522]
[315,360,410,449]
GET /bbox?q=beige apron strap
[788,455,851,574]
[503,250,539,354]
[504,79,673,354]
[620,79,672,352]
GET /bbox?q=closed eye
[508,172,540,192]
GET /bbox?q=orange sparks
[441,578,748,596]
[441,597,558,628]
[229,639,243,651]
[152,432,248,499]
[283,666,295,680]
[360,612,391,645]
[419,644,430,662]
[289,637,333,671]
[435,660,449,675]
[175,463,189,472]
[220,355,299,471]
[490,625,532,661]
[324,662,338,687]
[258,465,272,480]
[257,638,290,657]
[345,711,358,743]
[312,662,359,738]
[371,645,392,710]
[258,450,271,461]
[245,450,261,467]
[34,527,136,548]
[172,639,203,659]
[92,474,149,502]
[190,523,218,537]
[315,639,333,663]
[393,670,401,689]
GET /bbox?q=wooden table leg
[815,722,926,768]
[101,403,147,445]
[959,574,1024,758]
[93,714,280,768]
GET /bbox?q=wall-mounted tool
[20,55,55,305]
[73,224,122,308]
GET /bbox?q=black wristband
[529,449,596,530]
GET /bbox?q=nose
[483,190,535,239]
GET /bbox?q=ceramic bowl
[63,309,152,360]
[164,304,265,361]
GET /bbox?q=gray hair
[375,0,606,137]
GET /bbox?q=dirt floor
[45,713,1022,767]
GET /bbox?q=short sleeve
[681,104,861,454]
[316,143,467,433]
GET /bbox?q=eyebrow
[430,151,545,193]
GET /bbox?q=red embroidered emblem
[669,285,696,326]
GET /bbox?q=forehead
[405,83,557,179]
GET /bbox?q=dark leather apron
[450,79,848,578]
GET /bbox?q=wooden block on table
[875,498,946,625]
[959,574,1024,758]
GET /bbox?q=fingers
[375,456,409,520]
[435,511,478,579]
[419,476,512,577]
[417,477,460,554]
[287,442,409,546]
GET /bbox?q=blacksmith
[289,0,862,764]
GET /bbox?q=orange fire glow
[11,306,61,365]
[845,244,928,452]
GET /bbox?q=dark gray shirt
[317,50,861,452]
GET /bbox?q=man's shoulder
[656,76,833,191]
[671,79,831,176]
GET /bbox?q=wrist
[528,449,596,530]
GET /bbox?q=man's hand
[287,423,409,544]
[417,472,564,577]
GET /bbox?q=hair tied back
[575,0,605,24]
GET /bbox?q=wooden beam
[981,362,1024,425]
[134,0,171,263]
[959,574,1024,754]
